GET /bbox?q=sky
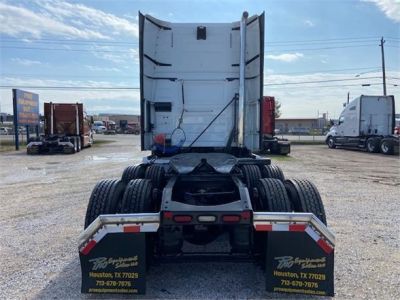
[0,0,399,119]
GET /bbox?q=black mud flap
[265,231,334,296]
[80,232,147,294]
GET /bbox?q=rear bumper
[79,212,334,254]
[27,140,74,153]
[79,211,335,296]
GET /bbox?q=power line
[0,46,131,53]
[0,43,378,54]
[0,37,381,49]
[266,82,386,89]
[266,66,382,75]
[266,44,377,53]
[0,86,139,90]
[263,76,382,86]
[266,39,379,47]
[267,36,382,44]
[0,77,388,90]
[0,37,138,45]
[2,82,393,91]
[3,66,390,78]
[0,35,383,45]
[1,73,139,78]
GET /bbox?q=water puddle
[86,153,135,162]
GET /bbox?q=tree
[275,100,282,118]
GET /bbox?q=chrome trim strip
[238,11,248,146]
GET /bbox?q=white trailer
[326,95,399,154]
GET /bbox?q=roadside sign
[13,89,39,126]
[12,89,40,150]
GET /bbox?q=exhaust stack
[238,11,248,147]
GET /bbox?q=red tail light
[240,210,251,220]
[163,211,173,219]
[173,215,192,223]
[222,215,241,223]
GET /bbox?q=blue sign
[13,89,39,126]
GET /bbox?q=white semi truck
[79,12,335,297]
[326,95,399,155]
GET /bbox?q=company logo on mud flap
[89,256,138,270]
[275,256,326,270]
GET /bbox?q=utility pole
[380,37,387,95]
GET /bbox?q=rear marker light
[198,215,216,223]
[173,215,192,223]
[163,211,173,219]
[241,210,251,219]
[222,215,241,223]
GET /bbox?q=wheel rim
[381,142,388,153]
[367,141,374,152]
[328,138,334,147]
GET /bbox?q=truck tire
[380,138,394,155]
[284,179,327,225]
[76,137,81,152]
[27,145,39,155]
[120,179,154,213]
[145,165,165,189]
[70,137,78,153]
[366,137,379,153]
[261,164,285,181]
[241,164,262,189]
[253,178,292,257]
[63,145,75,154]
[256,178,291,212]
[270,142,280,154]
[327,136,336,149]
[84,179,126,228]
[121,164,147,183]
[120,179,157,266]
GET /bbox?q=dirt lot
[1,135,399,299]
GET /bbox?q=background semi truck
[79,12,335,296]
[326,95,399,155]
[27,102,93,154]
[260,96,290,155]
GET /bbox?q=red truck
[260,96,291,155]
[27,102,93,154]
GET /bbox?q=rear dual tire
[120,179,157,266]
[121,164,147,184]
[253,178,291,256]
[84,179,126,228]
[284,178,327,225]
[241,164,285,190]
[380,138,395,155]
[366,138,379,153]
[27,146,39,155]
[262,164,285,181]
[256,178,291,211]
[120,179,155,213]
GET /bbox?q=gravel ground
[1,135,399,299]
